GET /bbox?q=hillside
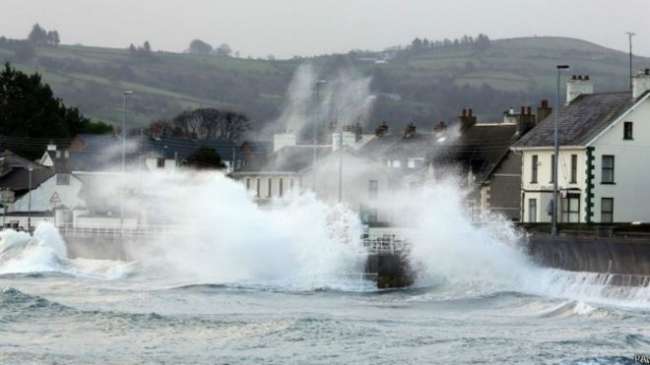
[1,36,646,131]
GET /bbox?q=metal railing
[58,224,190,238]
[362,234,410,255]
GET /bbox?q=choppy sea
[1,224,650,364]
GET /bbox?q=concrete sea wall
[527,234,650,285]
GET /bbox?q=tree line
[0,63,112,158]
[406,33,491,54]
[148,108,250,142]
[186,39,233,57]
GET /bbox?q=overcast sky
[2,0,648,58]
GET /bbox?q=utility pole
[312,80,327,192]
[27,166,33,232]
[121,90,133,235]
[337,125,343,203]
[553,65,570,237]
[626,32,636,91]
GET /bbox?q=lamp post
[312,80,327,192]
[337,123,344,203]
[552,65,570,237]
[120,90,133,234]
[626,32,636,91]
[27,166,33,232]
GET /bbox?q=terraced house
[512,69,650,224]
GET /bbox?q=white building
[512,69,650,224]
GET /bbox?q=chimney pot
[527,106,532,115]
[468,108,473,116]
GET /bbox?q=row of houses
[232,69,650,226]
[2,68,649,230]
[0,134,244,230]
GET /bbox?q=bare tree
[169,108,250,141]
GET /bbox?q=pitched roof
[235,145,330,174]
[148,137,239,161]
[513,92,640,148]
[67,134,240,172]
[443,123,519,183]
[0,151,54,193]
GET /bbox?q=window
[601,197,614,223]
[407,158,424,169]
[570,154,578,183]
[624,121,634,140]
[369,180,379,200]
[246,178,251,190]
[56,174,70,186]
[531,155,538,183]
[256,178,261,197]
[156,158,165,168]
[601,155,615,184]
[550,154,556,183]
[279,178,284,197]
[392,160,401,168]
[528,199,537,223]
[561,193,580,223]
[290,179,295,191]
[267,178,273,198]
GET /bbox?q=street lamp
[626,32,636,91]
[312,80,327,192]
[27,166,33,232]
[552,65,570,237]
[121,90,133,234]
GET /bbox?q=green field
[1,36,646,129]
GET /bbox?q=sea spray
[0,224,68,274]
[124,171,367,290]
[374,178,532,293]
[0,223,133,279]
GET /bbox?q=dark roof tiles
[513,92,639,148]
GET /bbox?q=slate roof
[66,134,240,172]
[148,136,239,161]
[513,92,642,148]
[0,151,54,194]
[443,124,519,183]
[358,123,519,184]
[234,145,331,174]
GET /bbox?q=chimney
[503,108,518,124]
[536,99,552,122]
[566,74,594,105]
[332,126,358,151]
[375,122,389,137]
[459,108,477,130]
[633,68,650,99]
[517,106,536,137]
[403,123,416,139]
[272,131,297,152]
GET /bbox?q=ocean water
[1,224,650,365]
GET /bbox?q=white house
[512,69,650,224]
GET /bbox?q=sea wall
[64,234,132,260]
[527,234,650,276]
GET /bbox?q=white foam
[125,172,368,291]
[0,223,133,279]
